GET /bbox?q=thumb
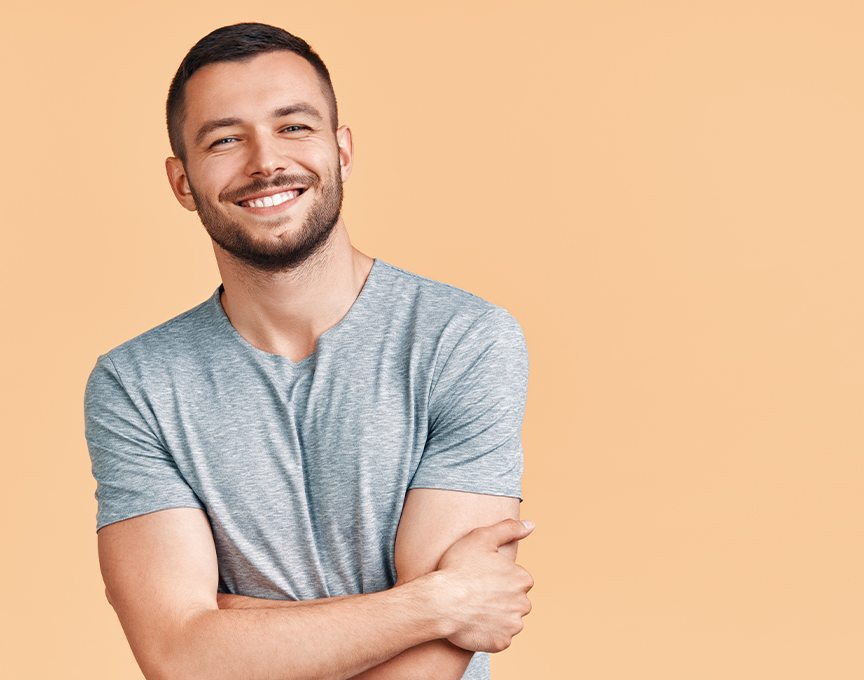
[480,518,535,548]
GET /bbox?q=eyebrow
[272,103,323,121]
[194,117,242,146]
[194,103,324,146]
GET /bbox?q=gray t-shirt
[84,258,528,679]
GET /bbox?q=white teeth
[242,190,300,208]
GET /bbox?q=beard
[189,165,343,273]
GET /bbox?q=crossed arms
[98,487,534,680]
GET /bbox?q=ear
[165,156,198,211]
[335,125,354,183]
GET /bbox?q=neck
[213,219,374,361]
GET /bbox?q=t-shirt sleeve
[409,306,529,500]
[84,354,204,532]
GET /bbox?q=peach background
[2,0,863,678]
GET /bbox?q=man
[85,22,533,680]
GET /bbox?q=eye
[281,124,308,133]
[209,136,239,148]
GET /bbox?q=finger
[477,518,535,548]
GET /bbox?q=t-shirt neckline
[208,257,382,368]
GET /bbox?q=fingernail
[521,520,535,530]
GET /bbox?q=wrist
[397,571,457,640]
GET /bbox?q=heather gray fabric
[84,258,528,679]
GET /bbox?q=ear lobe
[165,156,198,212]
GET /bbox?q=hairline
[170,48,339,162]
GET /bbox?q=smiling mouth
[236,188,306,208]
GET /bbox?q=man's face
[166,51,352,272]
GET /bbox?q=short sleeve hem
[96,503,206,532]
[406,481,523,502]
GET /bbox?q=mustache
[220,173,318,204]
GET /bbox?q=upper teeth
[242,190,300,208]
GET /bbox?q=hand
[435,519,535,653]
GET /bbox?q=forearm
[349,640,473,680]
[214,506,524,680]
[103,509,530,680]
[216,593,473,680]
[160,576,449,680]
[216,592,354,609]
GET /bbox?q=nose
[244,134,287,177]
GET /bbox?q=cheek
[193,159,242,198]
[289,139,338,167]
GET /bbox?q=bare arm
[353,488,525,679]
[99,506,532,680]
[214,489,528,680]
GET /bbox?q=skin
[165,50,369,363]
[99,50,535,680]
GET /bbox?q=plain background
[2,1,863,678]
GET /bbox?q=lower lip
[236,191,305,215]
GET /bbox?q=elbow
[136,657,174,680]
[136,645,189,680]
[136,611,214,680]
[141,646,204,680]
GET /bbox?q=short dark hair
[166,22,338,161]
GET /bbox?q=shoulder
[374,260,526,346]
[373,261,527,399]
[376,260,492,312]
[87,290,221,388]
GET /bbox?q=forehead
[182,51,330,131]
